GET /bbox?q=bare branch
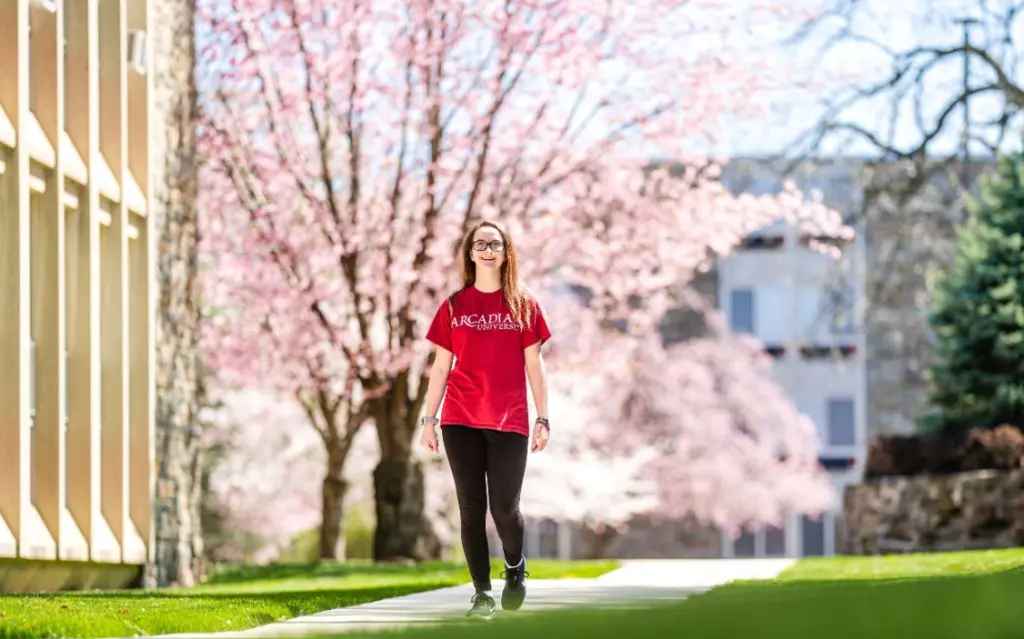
[296,388,330,443]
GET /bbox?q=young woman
[419,220,552,620]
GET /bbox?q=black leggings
[442,424,529,591]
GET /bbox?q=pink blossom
[196,0,850,544]
[531,292,835,536]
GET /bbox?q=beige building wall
[0,0,155,593]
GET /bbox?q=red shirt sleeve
[522,297,552,349]
[426,299,454,352]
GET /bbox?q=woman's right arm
[419,346,453,454]
[422,345,454,421]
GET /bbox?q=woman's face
[470,225,506,274]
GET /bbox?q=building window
[822,254,857,335]
[63,0,69,128]
[28,19,36,112]
[795,286,821,336]
[29,340,37,505]
[827,286,855,334]
[729,289,755,334]
[538,518,559,559]
[28,191,37,506]
[801,515,825,556]
[765,526,786,556]
[64,349,69,508]
[827,398,856,447]
[738,234,785,250]
[732,530,755,557]
[65,201,77,510]
[730,525,787,557]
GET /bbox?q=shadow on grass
[201,558,616,586]
[4,581,454,607]
[0,582,462,639]
[204,560,463,585]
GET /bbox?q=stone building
[0,0,158,592]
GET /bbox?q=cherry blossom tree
[520,397,663,559]
[522,288,836,558]
[201,388,462,561]
[195,0,850,562]
[201,390,324,562]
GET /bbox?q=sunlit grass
[324,549,1024,639]
[0,559,619,638]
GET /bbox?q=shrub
[343,505,375,560]
[865,424,1024,479]
[277,504,376,562]
[961,424,1024,471]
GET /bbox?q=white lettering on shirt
[451,312,520,331]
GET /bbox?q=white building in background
[486,159,873,562]
[716,216,868,558]
[499,215,869,562]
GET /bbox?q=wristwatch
[421,416,439,428]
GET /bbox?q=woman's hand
[420,422,440,454]
[531,422,549,453]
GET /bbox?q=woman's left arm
[524,343,549,452]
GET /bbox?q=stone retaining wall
[841,469,1024,554]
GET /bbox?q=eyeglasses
[472,240,505,252]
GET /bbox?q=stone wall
[577,515,723,560]
[146,0,205,588]
[841,469,1024,555]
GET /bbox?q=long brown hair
[448,220,534,330]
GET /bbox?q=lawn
[6,550,1023,639]
[330,548,1024,639]
[0,559,619,639]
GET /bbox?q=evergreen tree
[921,148,1024,433]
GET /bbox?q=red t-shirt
[425,286,552,437]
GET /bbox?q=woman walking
[419,220,552,619]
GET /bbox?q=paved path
[157,559,795,638]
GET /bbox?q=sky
[717,0,1024,160]
[194,0,1024,165]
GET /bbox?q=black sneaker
[500,556,529,611]
[466,591,495,619]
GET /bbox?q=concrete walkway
[157,559,795,638]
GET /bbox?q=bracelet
[535,417,550,430]
[421,416,439,428]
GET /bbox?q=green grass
[327,548,1024,639]
[778,547,1024,581]
[8,550,1023,639]
[0,559,619,639]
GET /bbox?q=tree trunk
[147,0,204,588]
[372,452,436,562]
[372,406,441,562]
[581,525,620,560]
[319,449,349,561]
